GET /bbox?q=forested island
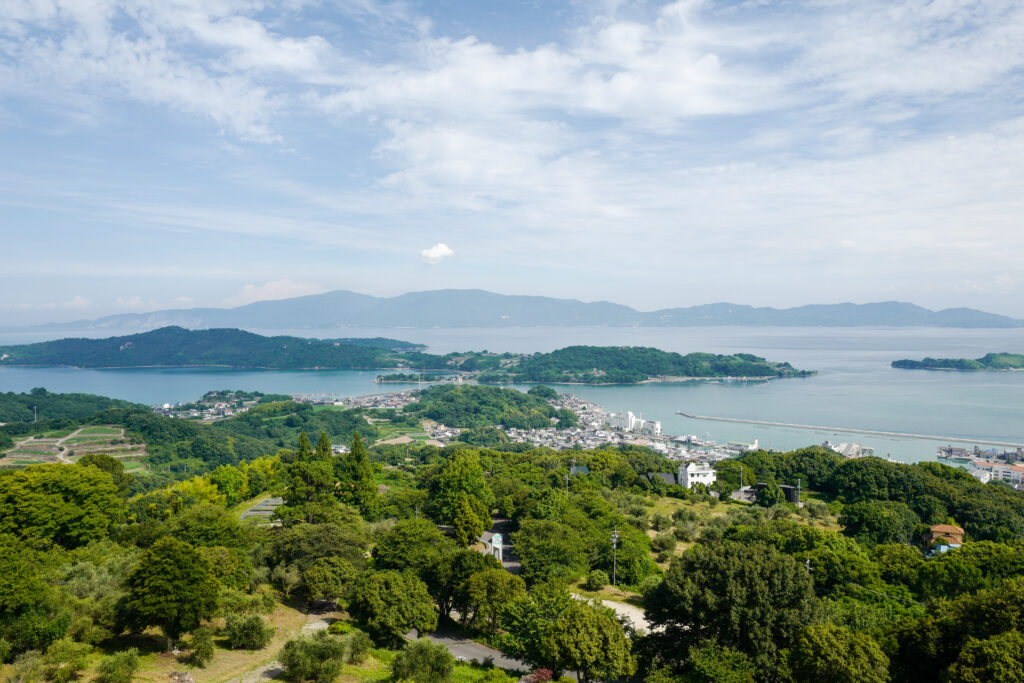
[2,386,1024,682]
[0,327,813,383]
[892,352,1024,371]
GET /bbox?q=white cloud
[421,243,454,265]
[63,295,92,309]
[116,296,160,310]
[224,280,327,307]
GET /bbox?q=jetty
[675,411,1024,449]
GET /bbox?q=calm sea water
[2,326,1023,464]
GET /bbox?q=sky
[1,0,1023,325]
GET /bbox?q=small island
[892,352,1024,371]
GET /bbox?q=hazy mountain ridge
[33,289,1024,330]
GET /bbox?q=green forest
[2,389,1024,682]
[892,352,1024,371]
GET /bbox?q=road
[676,410,1024,448]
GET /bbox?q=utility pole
[565,472,569,496]
[611,527,620,586]
[33,405,37,423]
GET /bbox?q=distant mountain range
[32,289,1024,330]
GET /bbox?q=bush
[583,570,609,591]
[95,649,139,683]
[390,638,454,683]
[651,532,677,553]
[11,650,45,683]
[225,614,274,650]
[346,631,372,665]
[279,632,347,683]
[42,638,91,683]
[187,628,215,668]
[650,513,672,531]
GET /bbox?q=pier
[675,411,1024,449]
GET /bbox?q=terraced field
[0,425,148,468]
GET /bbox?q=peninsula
[0,327,813,383]
[892,352,1024,371]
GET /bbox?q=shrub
[11,650,45,683]
[187,628,215,668]
[42,638,91,683]
[390,638,454,683]
[225,614,274,650]
[651,532,677,553]
[583,570,609,591]
[95,649,139,683]
[279,632,347,683]
[346,631,372,665]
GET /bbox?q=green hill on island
[892,352,1024,371]
[0,327,423,369]
[0,327,813,382]
[478,345,814,383]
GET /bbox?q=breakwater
[675,411,1024,449]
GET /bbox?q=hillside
[892,352,1024,371]
[32,289,1024,330]
[479,346,814,383]
[0,327,416,369]
[0,329,812,382]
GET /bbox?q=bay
[1,326,1022,464]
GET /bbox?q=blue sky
[2,0,1023,324]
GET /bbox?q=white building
[608,411,639,431]
[971,461,1024,486]
[678,462,717,489]
[638,420,662,436]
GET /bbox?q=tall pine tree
[336,432,378,518]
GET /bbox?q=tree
[335,432,378,517]
[687,640,756,683]
[372,518,452,576]
[428,546,497,617]
[390,638,455,683]
[94,649,139,683]
[839,500,920,546]
[499,581,574,674]
[77,453,132,494]
[315,431,332,461]
[0,464,121,549]
[209,465,249,507]
[551,601,635,683]
[279,631,346,683]
[121,537,220,650]
[756,482,786,507]
[225,614,274,650]
[461,569,526,633]
[790,624,889,683]
[452,491,485,547]
[41,638,90,683]
[430,450,494,527]
[301,557,357,605]
[946,630,1024,683]
[349,571,437,646]
[514,520,589,584]
[270,521,368,571]
[645,542,815,669]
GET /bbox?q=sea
[2,326,1023,465]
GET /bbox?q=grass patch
[40,429,75,438]
[569,579,644,607]
[10,449,58,456]
[64,436,116,445]
[78,426,123,435]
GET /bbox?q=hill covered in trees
[892,352,1024,371]
[0,327,424,369]
[3,385,1024,682]
[0,329,812,383]
[480,346,814,383]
